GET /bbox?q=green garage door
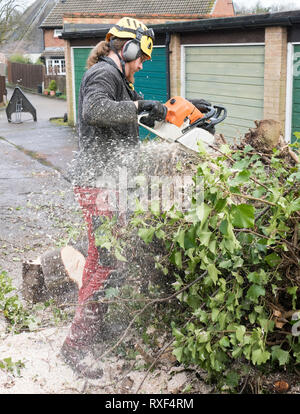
[134,46,167,102]
[72,46,167,137]
[73,47,92,121]
[184,45,265,141]
[135,46,167,139]
[292,44,300,143]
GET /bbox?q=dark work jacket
[70,57,142,187]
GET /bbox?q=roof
[2,0,56,54]
[60,10,300,39]
[40,0,217,28]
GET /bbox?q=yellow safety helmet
[106,17,154,61]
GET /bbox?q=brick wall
[64,40,74,125]
[264,26,287,132]
[212,0,235,17]
[44,29,65,48]
[169,34,181,97]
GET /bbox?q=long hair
[86,38,130,69]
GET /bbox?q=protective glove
[138,100,168,128]
[188,98,211,113]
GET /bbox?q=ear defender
[122,39,142,62]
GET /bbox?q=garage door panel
[292,88,300,102]
[186,54,264,64]
[292,103,300,113]
[186,91,263,111]
[73,48,92,119]
[187,46,265,56]
[186,61,264,78]
[185,80,264,100]
[292,45,300,143]
[185,45,264,141]
[187,73,264,86]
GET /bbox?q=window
[46,58,66,75]
[54,29,63,38]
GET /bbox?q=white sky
[233,0,299,8]
[18,0,300,11]
[18,0,38,10]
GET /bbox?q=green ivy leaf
[286,197,300,215]
[207,263,221,285]
[219,336,230,348]
[236,325,246,343]
[251,349,271,365]
[215,198,227,212]
[138,227,155,244]
[196,203,211,227]
[150,200,160,217]
[246,284,266,303]
[225,371,240,388]
[175,228,185,249]
[219,259,232,269]
[170,250,182,269]
[265,252,281,268]
[287,286,298,310]
[271,346,290,366]
[230,170,251,186]
[232,158,251,171]
[231,204,255,229]
[172,347,184,362]
[197,231,212,247]
[247,270,268,285]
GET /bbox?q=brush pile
[97,118,300,388]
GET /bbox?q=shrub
[48,80,57,91]
[9,54,32,64]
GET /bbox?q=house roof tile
[40,0,217,27]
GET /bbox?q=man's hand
[189,98,211,113]
[137,100,167,127]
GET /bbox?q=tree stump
[22,243,87,304]
[40,248,79,303]
[22,259,45,303]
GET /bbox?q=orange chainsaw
[138,96,227,153]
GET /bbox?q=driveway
[0,87,77,173]
[0,88,82,289]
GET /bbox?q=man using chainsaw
[61,17,211,379]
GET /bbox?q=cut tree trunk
[22,259,45,303]
[22,243,87,304]
[60,245,86,289]
[40,248,80,303]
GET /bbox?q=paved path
[0,88,81,288]
[0,88,78,173]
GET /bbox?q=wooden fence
[7,61,45,91]
[0,76,6,105]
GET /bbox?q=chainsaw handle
[208,105,227,127]
[182,105,216,133]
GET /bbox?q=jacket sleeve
[81,67,138,127]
